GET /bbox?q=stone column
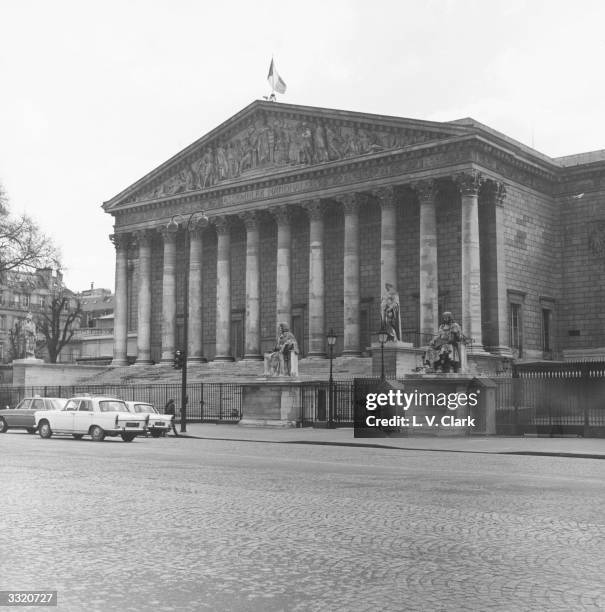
[457,171,486,353]
[305,200,326,358]
[272,207,292,330]
[376,186,398,295]
[187,221,207,363]
[134,230,152,365]
[111,233,129,366]
[241,211,262,360]
[484,182,513,356]
[341,194,361,356]
[415,180,439,339]
[214,216,233,361]
[159,225,178,365]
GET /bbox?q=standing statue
[264,322,299,377]
[380,283,401,342]
[23,312,37,359]
[425,312,465,373]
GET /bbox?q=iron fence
[3,369,605,435]
[0,382,243,423]
[300,381,354,426]
[495,372,605,436]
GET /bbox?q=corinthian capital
[240,211,259,231]
[411,179,437,204]
[269,206,292,226]
[372,186,396,209]
[455,171,483,196]
[337,193,364,215]
[302,199,323,221]
[110,233,130,251]
[483,180,507,208]
[212,215,231,236]
[159,224,178,243]
[133,229,152,248]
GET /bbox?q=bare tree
[37,294,82,364]
[0,182,59,273]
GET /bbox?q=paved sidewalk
[175,422,605,458]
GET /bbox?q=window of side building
[507,290,526,359]
[539,297,556,359]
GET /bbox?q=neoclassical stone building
[103,100,605,367]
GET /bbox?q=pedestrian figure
[164,398,179,436]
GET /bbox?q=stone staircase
[82,356,373,386]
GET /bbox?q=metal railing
[495,373,605,436]
[72,328,115,337]
[0,383,243,423]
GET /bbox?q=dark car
[0,397,67,433]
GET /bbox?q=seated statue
[264,322,299,377]
[424,312,466,373]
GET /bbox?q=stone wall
[501,183,560,358]
[12,362,110,387]
[559,184,605,351]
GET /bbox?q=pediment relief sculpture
[131,116,447,203]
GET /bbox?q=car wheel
[90,425,105,442]
[26,428,36,434]
[121,433,136,442]
[0,417,8,433]
[150,430,162,438]
[38,421,52,439]
[72,434,84,440]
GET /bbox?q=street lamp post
[326,328,337,428]
[378,325,388,381]
[167,210,208,433]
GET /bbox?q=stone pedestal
[370,342,425,377]
[239,382,302,427]
[401,374,497,436]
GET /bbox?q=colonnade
[112,171,500,366]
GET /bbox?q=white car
[34,396,148,442]
[125,401,173,438]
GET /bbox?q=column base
[214,356,235,362]
[486,345,515,358]
[242,354,264,361]
[187,357,208,364]
[111,358,129,366]
[133,359,153,366]
[466,344,490,356]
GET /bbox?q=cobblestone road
[1,432,604,611]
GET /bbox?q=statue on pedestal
[425,312,466,373]
[380,283,401,342]
[264,322,299,377]
[23,312,37,359]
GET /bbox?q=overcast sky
[1,0,603,291]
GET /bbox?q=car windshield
[133,404,157,414]
[50,399,67,411]
[99,400,127,413]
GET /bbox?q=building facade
[103,101,605,367]
[0,268,79,363]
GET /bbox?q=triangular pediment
[104,101,471,210]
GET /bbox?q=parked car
[125,401,173,438]
[34,396,148,442]
[0,397,68,434]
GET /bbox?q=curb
[171,433,605,459]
